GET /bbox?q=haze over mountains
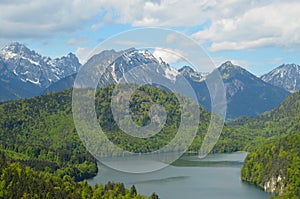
[0,42,298,118]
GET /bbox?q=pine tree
[130,185,137,197]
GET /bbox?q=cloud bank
[1,0,300,51]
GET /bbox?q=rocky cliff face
[263,174,285,195]
[241,132,300,198]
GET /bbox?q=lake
[88,152,272,199]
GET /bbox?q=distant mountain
[0,56,42,101]
[216,61,290,118]
[0,43,292,119]
[43,73,77,94]
[178,61,290,118]
[229,90,300,136]
[261,64,300,92]
[90,48,179,85]
[178,65,206,82]
[227,90,300,152]
[53,48,290,119]
[45,48,180,94]
[0,42,81,101]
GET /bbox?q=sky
[0,0,300,76]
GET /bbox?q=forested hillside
[1,85,299,198]
[0,85,212,179]
[227,91,300,151]
[2,85,298,168]
[0,152,157,199]
[236,91,300,198]
[241,133,300,198]
[0,89,97,181]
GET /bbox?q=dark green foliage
[0,85,212,180]
[223,91,300,152]
[94,84,210,154]
[0,152,152,199]
[0,89,97,181]
[130,185,137,197]
[151,192,159,199]
[2,83,297,164]
[227,91,300,198]
[241,133,300,199]
[1,83,299,198]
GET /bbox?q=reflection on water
[130,176,190,185]
[172,152,247,167]
[88,152,272,199]
[98,151,182,173]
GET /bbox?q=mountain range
[0,42,81,100]
[0,42,298,118]
[75,48,290,118]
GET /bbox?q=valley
[1,1,300,198]
[0,85,299,198]
[0,43,299,198]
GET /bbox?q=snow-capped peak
[0,42,81,88]
[139,50,159,63]
[261,63,300,92]
[178,65,205,82]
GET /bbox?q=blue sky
[0,0,300,76]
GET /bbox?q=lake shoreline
[88,152,272,199]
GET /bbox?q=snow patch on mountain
[164,67,179,81]
[0,42,81,88]
[261,64,300,92]
[1,50,18,60]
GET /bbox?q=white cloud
[0,0,103,39]
[95,0,276,28]
[192,1,300,51]
[152,47,184,64]
[113,40,147,47]
[67,38,88,46]
[95,0,300,51]
[2,0,300,52]
[96,0,217,27]
[75,47,94,64]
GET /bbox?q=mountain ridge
[50,49,291,118]
[261,63,300,92]
[213,61,290,118]
[0,42,294,119]
[0,42,81,101]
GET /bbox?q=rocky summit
[261,64,300,92]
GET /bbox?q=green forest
[238,92,300,198]
[241,133,300,199]
[0,89,98,181]
[228,91,300,151]
[0,85,299,198]
[0,151,157,199]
